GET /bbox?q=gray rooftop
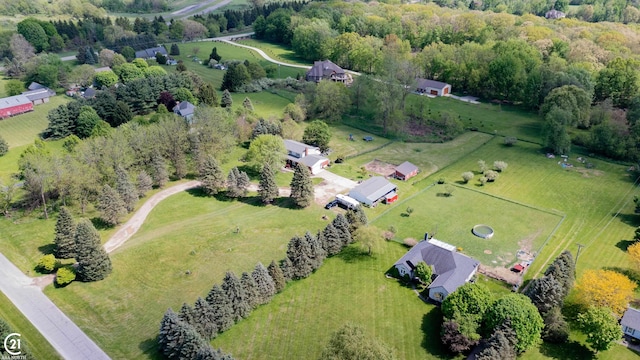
[350,176,397,202]
[173,101,196,117]
[0,94,32,109]
[299,154,327,167]
[306,60,345,78]
[394,239,479,294]
[622,307,640,329]
[395,161,419,176]
[417,78,450,90]
[284,139,318,155]
[135,46,168,59]
[22,88,55,101]
[82,88,96,99]
[27,82,46,91]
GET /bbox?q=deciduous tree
[302,120,331,153]
[136,171,153,197]
[320,323,396,360]
[577,307,623,352]
[75,218,112,282]
[311,80,350,122]
[246,134,286,172]
[482,294,543,353]
[575,269,636,316]
[115,165,138,212]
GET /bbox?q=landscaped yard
[0,96,69,149]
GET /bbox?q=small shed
[349,176,397,207]
[395,161,419,181]
[622,307,640,340]
[416,78,451,96]
[511,264,524,273]
[384,192,398,204]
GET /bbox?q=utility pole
[575,243,585,267]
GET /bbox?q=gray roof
[350,176,397,202]
[299,154,327,167]
[0,94,32,109]
[22,88,55,101]
[173,101,196,117]
[417,78,450,90]
[306,60,344,78]
[396,161,419,176]
[622,308,640,329]
[545,9,566,19]
[135,46,168,59]
[27,82,46,91]
[82,88,96,99]
[394,240,479,294]
[284,139,319,155]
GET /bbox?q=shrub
[437,177,446,184]
[403,238,417,247]
[36,254,58,273]
[462,171,474,183]
[504,137,518,146]
[55,266,76,286]
[494,161,508,172]
[383,231,395,241]
[0,136,8,156]
[406,207,414,216]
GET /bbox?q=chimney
[424,233,429,241]
[305,147,308,156]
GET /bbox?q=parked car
[324,200,338,209]
[363,136,374,141]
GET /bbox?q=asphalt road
[0,253,110,360]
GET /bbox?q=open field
[0,291,62,359]
[0,96,69,149]
[229,89,294,118]
[237,39,311,67]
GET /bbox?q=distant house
[622,307,640,340]
[306,60,351,84]
[27,82,46,91]
[545,9,566,19]
[22,87,55,106]
[82,88,97,99]
[395,161,419,181]
[173,101,196,121]
[416,78,451,96]
[135,46,168,60]
[284,139,329,175]
[167,59,178,66]
[0,95,34,119]
[394,237,480,302]
[349,176,397,207]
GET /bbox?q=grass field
[237,39,311,67]
[0,96,69,149]
[0,292,62,359]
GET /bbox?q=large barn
[0,95,34,119]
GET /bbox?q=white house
[394,236,480,302]
[622,307,640,340]
[284,139,329,175]
[349,176,397,207]
[416,78,452,97]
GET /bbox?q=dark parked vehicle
[325,200,338,209]
[363,136,374,141]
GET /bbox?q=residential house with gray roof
[284,139,329,174]
[622,307,640,340]
[135,46,168,60]
[306,60,351,84]
[173,101,196,122]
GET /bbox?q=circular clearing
[472,224,495,239]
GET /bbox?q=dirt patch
[484,249,492,254]
[517,229,541,262]
[364,159,396,177]
[573,168,604,178]
[479,264,522,285]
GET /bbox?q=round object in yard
[472,224,494,239]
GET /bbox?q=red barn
[395,161,419,181]
[0,95,33,119]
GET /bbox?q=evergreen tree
[209,47,221,62]
[286,235,314,279]
[346,205,368,233]
[477,319,517,360]
[241,271,260,309]
[0,135,8,157]
[75,218,112,282]
[116,165,138,212]
[170,43,180,55]
[195,346,235,360]
[304,231,326,271]
[544,250,575,298]
[332,214,352,246]
[199,155,225,196]
[136,170,153,197]
[221,89,233,108]
[252,262,276,305]
[176,61,187,72]
[97,184,126,226]
[158,308,184,359]
[54,206,76,259]
[258,162,279,204]
[221,272,251,322]
[268,260,286,293]
[242,97,254,111]
[322,223,343,256]
[289,163,314,208]
[179,302,197,328]
[179,323,209,360]
[524,276,564,315]
[542,306,570,343]
[205,284,234,333]
[193,297,218,339]
[151,150,169,188]
[198,83,218,106]
[280,257,294,282]
[226,167,249,198]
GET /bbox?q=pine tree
[332,214,352,246]
[179,302,197,328]
[158,308,184,359]
[237,169,250,195]
[346,205,368,232]
[195,346,235,360]
[280,257,294,282]
[97,184,126,226]
[178,323,209,360]
[136,170,153,197]
[241,271,260,309]
[221,89,233,108]
[242,97,254,111]
[170,43,180,55]
[226,167,249,198]
[198,82,218,106]
[286,235,314,279]
[54,206,76,259]
[193,297,218,339]
[544,250,575,298]
[151,150,169,188]
[304,231,326,271]
[524,276,564,315]
[205,284,234,333]
[199,155,225,196]
[322,223,343,256]
[75,218,112,282]
[268,260,286,293]
[116,165,138,212]
[252,262,276,305]
[221,272,251,322]
[290,163,314,208]
[477,319,517,360]
[209,47,221,62]
[258,162,279,204]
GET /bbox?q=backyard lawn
[0,96,69,149]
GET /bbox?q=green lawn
[229,90,294,118]
[0,292,62,359]
[0,96,69,149]
[237,39,312,67]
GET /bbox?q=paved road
[0,253,110,360]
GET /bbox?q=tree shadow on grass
[38,243,56,255]
[91,217,113,230]
[420,308,453,358]
[237,165,260,180]
[335,245,371,263]
[539,341,595,360]
[139,337,162,360]
[185,187,209,198]
[616,213,640,227]
[616,239,635,252]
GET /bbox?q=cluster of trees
[220,60,268,92]
[460,160,507,185]
[158,208,369,359]
[101,0,169,13]
[439,282,543,357]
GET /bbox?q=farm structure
[395,161,419,181]
[349,176,397,207]
[416,78,451,96]
[284,139,330,175]
[394,237,480,302]
[0,95,34,119]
